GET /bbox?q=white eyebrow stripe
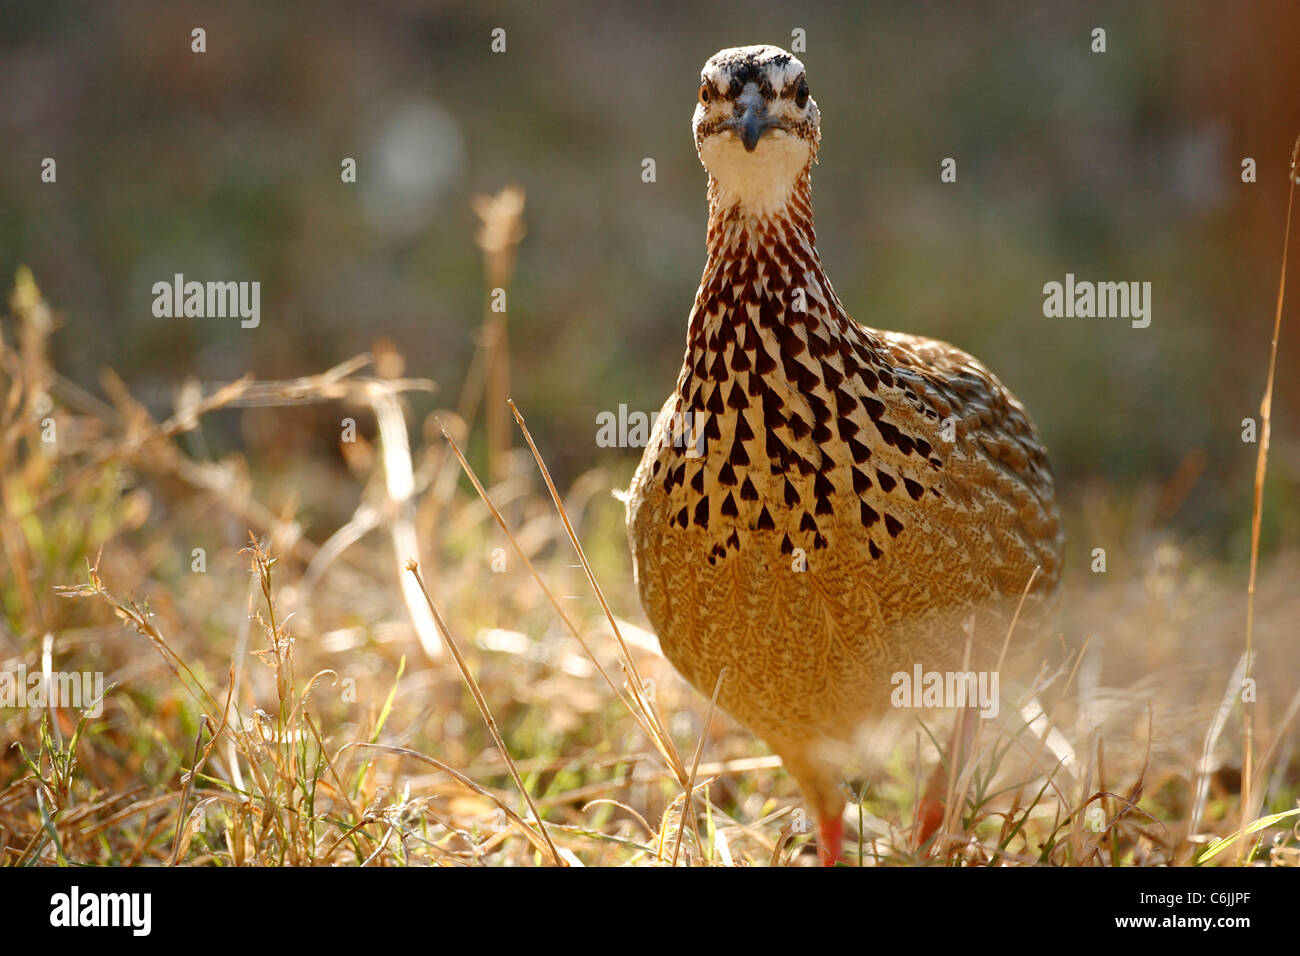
[701,46,807,96]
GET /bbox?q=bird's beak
[737,106,767,151]
[727,85,780,152]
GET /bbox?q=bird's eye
[698,83,711,105]
[795,77,810,108]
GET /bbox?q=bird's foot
[915,793,946,848]
[819,815,845,866]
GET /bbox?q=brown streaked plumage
[626,45,1063,863]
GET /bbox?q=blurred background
[3,0,1299,553]
[3,0,1300,867]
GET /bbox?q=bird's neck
[703,167,817,270]
[691,167,851,344]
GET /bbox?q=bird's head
[693,45,820,216]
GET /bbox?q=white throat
[701,131,809,219]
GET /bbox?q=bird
[626,44,1064,865]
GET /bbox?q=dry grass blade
[1238,134,1299,862]
[338,743,551,861]
[405,560,565,866]
[437,425,669,754]
[6,374,252,528]
[168,667,233,866]
[996,565,1040,674]
[371,386,440,660]
[671,667,726,867]
[473,185,526,485]
[1003,637,1091,842]
[508,398,688,785]
[1189,650,1252,839]
[1249,682,1300,808]
[583,799,655,840]
[57,558,222,718]
[931,629,976,857]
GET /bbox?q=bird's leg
[818,814,845,866]
[783,750,848,865]
[916,705,979,850]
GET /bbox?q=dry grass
[1,180,1298,867]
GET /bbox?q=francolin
[627,45,1063,864]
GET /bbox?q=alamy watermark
[151,273,260,328]
[49,886,150,936]
[596,404,704,456]
[1,665,104,718]
[1042,273,1151,328]
[890,664,999,719]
